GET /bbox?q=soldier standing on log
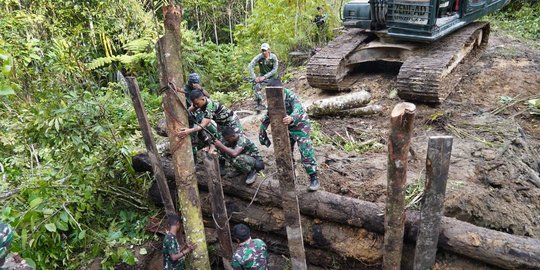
[259,79,320,191]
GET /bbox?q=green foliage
[488,2,540,42]
[311,121,384,154]
[528,98,540,115]
[0,49,19,95]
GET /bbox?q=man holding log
[259,79,320,191]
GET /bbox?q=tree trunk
[227,3,233,44]
[266,86,307,269]
[306,90,372,117]
[310,105,383,118]
[413,136,453,270]
[384,102,416,270]
[133,153,540,270]
[156,5,210,269]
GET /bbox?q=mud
[233,32,540,269]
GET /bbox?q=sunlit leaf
[29,197,44,208]
[44,223,57,232]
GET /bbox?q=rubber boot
[255,98,262,114]
[245,169,257,185]
[219,159,226,177]
[307,173,320,191]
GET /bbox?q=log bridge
[132,153,540,270]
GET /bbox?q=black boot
[255,99,262,114]
[245,169,257,185]
[219,159,226,177]
[308,173,320,191]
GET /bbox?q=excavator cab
[343,0,509,41]
[306,0,509,103]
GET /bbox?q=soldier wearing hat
[248,43,279,112]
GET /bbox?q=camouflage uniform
[248,52,279,107]
[183,84,218,153]
[1,223,32,270]
[221,134,261,174]
[197,98,243,136]
[259,88,317,176]
[231,238,269,270]
[162,232,185,270]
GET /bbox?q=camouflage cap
[0,223,13,259]
[188,73,200,84]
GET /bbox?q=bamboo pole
[156,5,210,269]
[384,102,416,270]
[413,136,453,270]
[266,86,308,270]
[126,76,176,216]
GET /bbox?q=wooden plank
[265,86,308,270]
[413,136,453,270]
[384,102,416,270]
[126,76,176,216]
[202,152,234,268]
[156,5,210,268]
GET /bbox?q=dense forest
[0,0,538,269]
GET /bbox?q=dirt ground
[233,31,540,269]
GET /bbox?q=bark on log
[306,90,371,117]
[413,136,453,270]
[385,102,416,270]
[133,153,540,269]
[157,5,210,268]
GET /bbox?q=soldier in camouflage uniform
[248,43,279,112]
[182,73,215,156]
[231,223,268,270]
[178,90,243,141]
[259,79,320,191]
[1,223,32,270]
[214,127,265,184]
[162,215,195,270]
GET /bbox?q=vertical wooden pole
[384,102,416,270]
[202,152,234,268]
[265,86,308,270]
[413,136,453,270]
[156,5,210,269]
[126,76,176,216]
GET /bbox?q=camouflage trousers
[252,82,266,106]
[222,154,257,174]
[290,129,317,176]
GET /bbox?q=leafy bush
[488,2,540,42]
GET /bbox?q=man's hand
[192,83,202,90]
[255,76,266,83]
[178,128,192,139]
[283,116,293,125]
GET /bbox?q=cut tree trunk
[157,5,210,269]
[133,153,540,270]
[266,86,307,269]
[384,102,416,270]
[413,136,453,270]
[310,104,383,118]
[306,90,372,117]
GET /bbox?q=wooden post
[265,86,308,270]
[156,5,210,269]
[413,136,453,270]
[202,152,234,268]
[384,102,416,270]
[126,76,176,216]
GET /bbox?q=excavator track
[306,29,371,91]
[397,22,490,103]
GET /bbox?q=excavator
[306,0,510,103]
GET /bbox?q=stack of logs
[132,152,540,270]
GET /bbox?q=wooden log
[202,152,233,267]
[156,5,210,268]
[201,191,383,263]
[126,76,176,216]
[413,136,453,270]
[384,102,416,270]
[306,90,372,117]
[132,153,540,270]
[265,86,308,270]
